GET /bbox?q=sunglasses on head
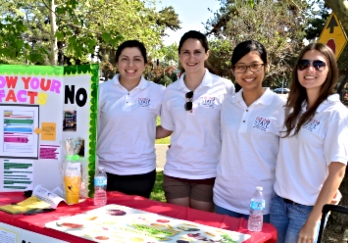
[297,59,326,72]
[184,91,193,111]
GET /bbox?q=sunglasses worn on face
[184,91,193,111]
[297,59,326,72]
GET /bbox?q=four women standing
[97,34,347,242]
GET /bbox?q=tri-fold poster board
[0,65,98,197]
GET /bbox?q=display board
[0,65,98,197]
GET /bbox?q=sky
[156,0,221,45]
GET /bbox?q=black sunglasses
[297,59,327,72]
[184,91,193,111]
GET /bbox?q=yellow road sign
[318,13,347,60]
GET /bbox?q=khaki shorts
[163,175,215,202]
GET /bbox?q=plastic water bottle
[248,186,265,232]
[94,166,107,206]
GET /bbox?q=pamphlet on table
[0,185,66,214]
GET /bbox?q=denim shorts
[270,194,320,243]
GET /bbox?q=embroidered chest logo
[138,98,150,108]
[200,96,216,108]
[303,119,320,132]
[253,116,270,131]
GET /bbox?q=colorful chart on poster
[0,105,39,158]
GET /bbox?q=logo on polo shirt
[200,96,216,108]
[138,98,150,108]
[303,119,320,132]
[253,116,270,131]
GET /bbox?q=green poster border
[64,65,99,198]
[0,65,64,76]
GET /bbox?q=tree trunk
[325,0,348,30]
[49,0,58,66]
[324,1,348,229]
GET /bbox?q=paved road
[155,144,168,171]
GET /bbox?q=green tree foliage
[156,6,181,34]
[145,62,178,86]
[205,0,311,88]
[136,43,178,86]
[158,75,173,86]
[89,1,181,77]
[0,0,181,68]
[156,43,178,67]
[207,39,234,79]
[304,0,330,40]
[0,16,29,64]
[0,0,50,64]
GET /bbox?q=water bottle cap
[256,186,263,191]
[98,166,104,170]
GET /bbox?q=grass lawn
[155,116,171,144]
[151,117,168,202]
[149,170,165,202]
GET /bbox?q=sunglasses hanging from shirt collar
[184,91,193,111]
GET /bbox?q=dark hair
[231,40,267,68]
[115,40,147,63]
[178,30,209,54]
[284,42,338,137]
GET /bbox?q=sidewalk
[155,144,168,171]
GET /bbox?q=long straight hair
[284,43,338,137]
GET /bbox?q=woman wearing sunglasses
[213,40,286,222]
[98,40,165,198]
[156,30,235,212]
[270,43,348,243]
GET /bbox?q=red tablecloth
[0,192,277,243]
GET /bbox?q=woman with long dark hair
[270,43,348,243]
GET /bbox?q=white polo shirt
[274,94,348,206]
[161,69,235,179]
[213,88,286,215]
[97,74,165,175]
